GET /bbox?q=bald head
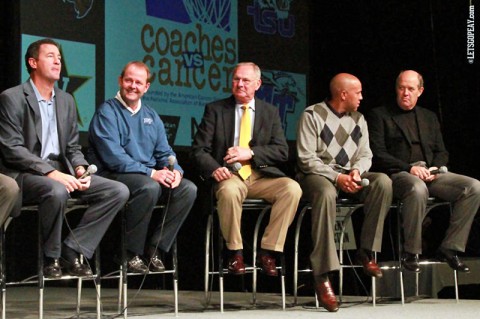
[328,73,363,113]
[330,73,361,98]
[395,70,424,110]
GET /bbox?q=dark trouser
[392,171,480,254]
[22,174,129,259]
[106,173,197,255]
[299,172,392,277]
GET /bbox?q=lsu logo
[247,0,295,38]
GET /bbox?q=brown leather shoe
[315,280,339,312]
[356,250,382,278]
[227,254,246,275]
[256,253,278,276]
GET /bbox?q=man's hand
[212,167,233,182]
[410,165,436,182]
[47,169,86,193]
[337,171,363,193]
[224,146,251,165]
[152,168,177,188]
[74,167,92,191]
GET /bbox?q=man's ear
[418,86,424,96]
[28,57,37,71]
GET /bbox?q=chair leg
[38,214,44,319]
[1,224,6,319]
[204,214,212,305]
[293,207,308,306]
[454,270,459,303]
[172,240,178,317]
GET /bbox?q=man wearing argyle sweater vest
[296,73,392,312]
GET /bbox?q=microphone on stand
[78,164,97,179]
[355,178,370,187]
[429,166,448,174]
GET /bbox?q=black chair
[102,204,178,318]
[0,198,101,319]
[204,198,286,312]
[293,198,379,307]
[396,198,459,304]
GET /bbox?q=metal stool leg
[293,206,308,305]
[1,222,6,319]
[204,214,213,305]
[252,207,285,310]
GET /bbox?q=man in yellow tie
[191,62,302,276]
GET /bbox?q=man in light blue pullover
[88,61,197,273]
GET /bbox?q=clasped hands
[337,169,362,194]
[47,167,91,193]
[152,168,181,188]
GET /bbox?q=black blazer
[190,95,289,181]
[368,104,449,175]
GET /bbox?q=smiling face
[231,63,262,104]
[118,63,151,109]
[28,43,62,83]
[396,70,424,111]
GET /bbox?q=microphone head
[167,155,176,166]
[88,164,97,174]
[361,178,370,187]
[439,166,448,173]
[231,162,242,172]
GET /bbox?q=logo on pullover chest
[144,117,153,125]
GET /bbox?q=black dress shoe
[147,247,166,272]
[127,255,149,274]
[436,248,470,273]
[65,258,93,277]
[402,252,421,272]
[44,258,62,278]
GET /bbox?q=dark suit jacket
[0,81,88,215]
[368,104,449,175]
[190,95,289,181]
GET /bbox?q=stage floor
[2,286,479,319]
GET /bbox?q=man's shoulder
[0,82,28,98]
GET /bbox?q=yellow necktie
[238,105,252,180]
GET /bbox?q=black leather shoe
[436,248,470,273]
[127,255,149,274]
[65,258,93,277]
[44,258,62,278]
[402,252,421,272]
[147,247,166,272]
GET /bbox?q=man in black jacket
[191,62,302,277]
[368,70,480,273]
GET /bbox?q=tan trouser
[215,170,302,252]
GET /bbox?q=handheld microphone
[78,164,97,179]
[429,166,448,174]
[355,178,370,187]
[167,155,176,171]
[230,162,242,172]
